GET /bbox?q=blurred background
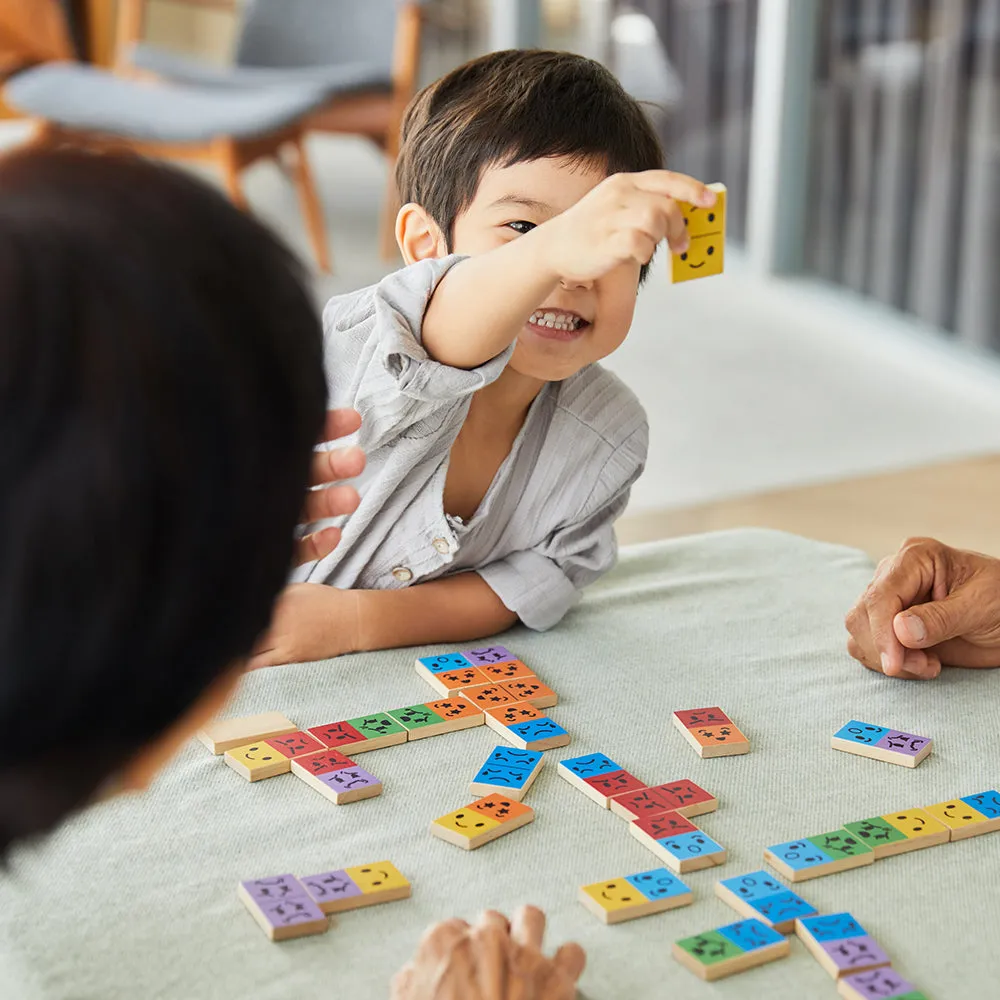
[1,0,998,559]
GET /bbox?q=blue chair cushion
[129,44,391,95]
[4,63,332,143]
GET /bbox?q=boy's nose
[559,276,594,291]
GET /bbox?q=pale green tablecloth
[2,529,998,999]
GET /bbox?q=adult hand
[845,537,1000,679]
[390,906,586,1000]
[293,408,365,566]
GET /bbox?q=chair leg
[286,136,332,274]
[379,154,400,262]
[216,139,248,211]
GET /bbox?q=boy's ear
[396,203,448,265]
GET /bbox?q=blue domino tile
[558,753,620,778]
[507,718,569,742]
[750,891,818,924]
[718,871,787,902]
[658,831,725,858]
[625,868,691,901]
[962,790,1000,818]
[765,839,834,872]
[483,747,543,770]
[472,764,530,789]
[717,919,785,952]
[833,721,891,745]
[417,653,472,673]
[798,913,867,943]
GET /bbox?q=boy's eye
[505,220,536,235]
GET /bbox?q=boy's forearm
[354,573,518,652]
[422,229,559,369]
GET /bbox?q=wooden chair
[126,0,429,260]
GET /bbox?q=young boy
[253,49,715,667]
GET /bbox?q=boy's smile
[450,155,640,382]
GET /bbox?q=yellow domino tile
[580,880,647,915]
[924,800,992,838]
[880,808,950,845]
[433,808,501,840]
[343,861,410,895]
[223,741,290,781]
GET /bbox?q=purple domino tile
[300,869,363,906]
[840,969,920,998]
[464,645,516,666]
[320,766,381,792]
[874,730,929,756]
[820,935,891,973]
[241,874,325,930]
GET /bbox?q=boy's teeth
[529,311,582,331]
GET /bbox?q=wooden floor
[617,453,1000,560]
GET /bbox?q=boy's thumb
[894,592,978,649]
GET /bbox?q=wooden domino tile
[631,823,726,874]
[414,652,474,691]
[307,720,367,751]
[238,874,328,941]
[715,871,818,933]
[831,721,932,767]
[838,969,928,1000]
[419,666,495,699]
[672,707,750,758]
[300,861,410,914]
[223,730,324,782]
[557,753,645,808]
[291,750,383,804]
[483,704,570,751]
[469,746,544,801]
[670,182,726,285]
[673,918,789,981]
[197,711,298,754]
[795,913,891,979]
[501,677,558,709]
[465,684,518,710]
[462,645,518,666]
[877,809,950,852]
[924,791,1000,840]
[764,830,875,882]
[579,867,693,924]
[477,659,535,683]
[609,781,717,821]
[430,795,534,850]
[387,697,483,740]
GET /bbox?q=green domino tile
[844,817,909,848]
[674,930,745,966]
[806,829,874,858]
[346,713,407,738]
[387,704,446,731]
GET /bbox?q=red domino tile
[583,770,646,797]
[264,731,327,758]
[632,810,699,839]
[293,748,356,775]
[307,721,366,748]
[673,707,732,729]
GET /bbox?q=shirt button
[391,566,413,583]
[432,537,450,554]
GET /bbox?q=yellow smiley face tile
[343,861,410,895]
[672,182,726,284]
[580,879,646,913]
[925,800,988,832]
[432,808,501,841]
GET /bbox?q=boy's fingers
[310,444,366,487]
[510,905,545,951]
[320,407,361,442]
[293,525,341,565]
[302,483,360,522]
[552,941,587,982]
[632,169,714,207]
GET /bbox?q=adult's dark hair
[0,148,326,856]
[396,49,664,280]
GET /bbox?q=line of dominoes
[559,752,726,875]
[764,789,1000,881]
[238,861,410,941]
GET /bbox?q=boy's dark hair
[396,49,664,280]
[0,149,326,856]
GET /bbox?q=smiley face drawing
[671,183,726,284]
[580,880,643,912]
[432,808,502,841]
[343,861,410,894]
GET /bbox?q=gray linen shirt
[300,255,648,630]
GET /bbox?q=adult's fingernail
[897,614,926,643]
[880,653,891,673]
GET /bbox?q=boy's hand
[390,907,585,1000]
[845,537,1000,679]
[248,583,360,668]
[539,169,715,284]
[294,408,365,566]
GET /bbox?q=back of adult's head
[0,148,326,855]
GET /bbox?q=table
[1,528,998,998]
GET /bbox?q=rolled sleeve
[323,255,512,451]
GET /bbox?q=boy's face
[451,156,640,382]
